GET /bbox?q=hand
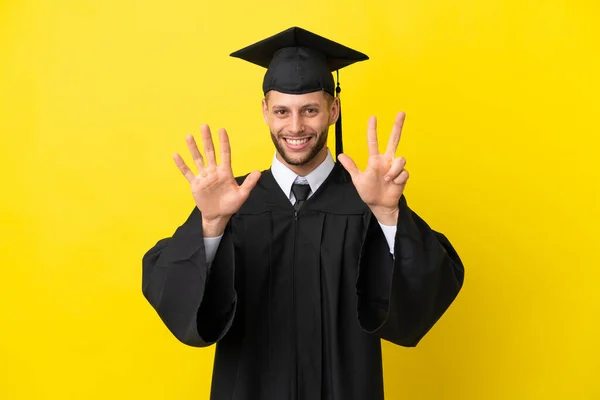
[173,125,261,236]
[338,112,409,226]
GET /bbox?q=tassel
[335,70,343,158]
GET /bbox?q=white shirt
[203,149,397,262]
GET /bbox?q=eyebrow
[271,103,321,110]
[302,103,321,109]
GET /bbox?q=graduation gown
[142,161,465,400]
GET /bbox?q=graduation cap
[230,26,369,157]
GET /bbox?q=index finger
[367,116,379,157]
[385,112,406,158]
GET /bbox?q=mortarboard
[230,26,369,157]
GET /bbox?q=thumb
[239,170,261,195]
[337,153,360,180]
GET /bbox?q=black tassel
[335,70,343,158]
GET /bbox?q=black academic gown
[142,162,464,400]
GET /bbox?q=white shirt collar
[270,148,336,203]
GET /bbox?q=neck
[276,147,328,177]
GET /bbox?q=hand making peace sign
[338,112,409,226]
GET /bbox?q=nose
[289,114,304,135]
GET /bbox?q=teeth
[286,138,309,145]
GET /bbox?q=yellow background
[1,0,599,398]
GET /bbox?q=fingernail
[384,176,391,182]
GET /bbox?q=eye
[304,108,318,115]
[274,109,288,116]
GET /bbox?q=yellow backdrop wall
[1,0,599,399]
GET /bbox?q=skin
[173,90,409,237]
[262,90,337,177]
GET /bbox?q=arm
[338,112,464,346]
[142,125,260,347]
[142,207,236,347]
[356,195,464,347]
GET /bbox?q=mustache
[272,131,318,138]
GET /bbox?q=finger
[173,153,195,183]
[367,116,379,157]
[201,124,217,167]
[393,169,409,185]
[385,112,406,158]
[239,170,261,196]
[384,157,407,182]
[185,134,205,172]
[219,128,231,167]
[337,153,360,180]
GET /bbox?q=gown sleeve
[141,207,237,347]
[356,195,465,347]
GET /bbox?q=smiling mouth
[284,137,311,145]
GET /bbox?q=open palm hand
[173,125,261,235]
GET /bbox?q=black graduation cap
[230,26,369,157]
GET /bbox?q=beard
[270,129,328,166]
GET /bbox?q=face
[262,90,338,168]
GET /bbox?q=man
[142,26,464,400]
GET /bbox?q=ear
[261,97,269,124]
[329,96,340,126]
